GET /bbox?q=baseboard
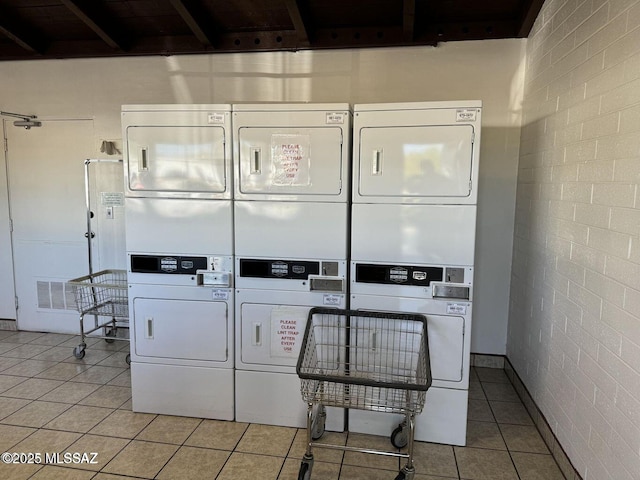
[504,357,582,480]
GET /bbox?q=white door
[0,121,16,319]
[7,119,94,332]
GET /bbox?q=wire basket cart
[67,269,130,364]
[296,307,432,480]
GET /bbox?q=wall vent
[37,281,77,311]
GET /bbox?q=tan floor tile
[102,439,178,478]
[288,428,346,464]
[0,462,42,480]
[31,346,74,362]
[466,421,507,450]
[280,458,340,480]
[0,424,37,451]
[107,369,131,387]
[39,382,101,404]
[2,360,58,377]
[236,423,297,457]
[59,337,102,350]
[489,401,534,425]
[28,333,75,347]
[28,465,95,479]
[339,464,401,480]
[0,357,22,372]
[475,367,510,384]
[0,342,21,354]
[97,351,130,367]
[411,442,458,478]
[44,405,114,433]
[511,452,565,480]
[468,381,486,400]
[90,339,129,352]
[499,424,549,454]
[454,446,518,480]
[2,401,71,428]
[92,474,136,480]
[77,385,131,408]
[66,434,130,471]
[343,433,399,471]
[35,363,91,381]
[0,330,19,340]
[467,399,495,422]
[118,399,132,410]
[482,383,520,402]
[12,428,82,453]
[66,349,118,366]
[157,445,230,479]
[2,378,64,400]
[2,344,52,359]
[71,366,126,384]
[136,414,201,444]
[185,419,249,450]
[217,452,284,480]
[3,332,46,343]
[0,397,32,420]
[0,374,28,393]
[89,409,156,438]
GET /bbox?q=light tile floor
[0,330,566,479]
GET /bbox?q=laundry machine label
[323,294,343,306]
[270,306,307,358]
[456,109,477,122]
[212,289,229,300]
[326,112,346,124]
[446,303,468,315]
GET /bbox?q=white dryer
[350,101,481,445]
[232,103,350,429]
[122,104,235,419]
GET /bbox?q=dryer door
[133,298,229,363]
[358,125,474,200]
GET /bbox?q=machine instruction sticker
[447,303,467,315]
[323,294,343,306]
[270,306,307,358]
[271,134,311,186]
[212,289,229,300]
[101,192,124,207]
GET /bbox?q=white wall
[509,0,640,479]
[0,40,525,352]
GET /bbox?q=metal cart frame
[67,269,130,363]
[296,307,432,480]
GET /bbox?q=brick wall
[508,0,640,479]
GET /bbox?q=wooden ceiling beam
[60,0,125,50]
[0,6,45,54]
[169,0,216,47]
[517,0,546,37]
[403,0,416,41]
[284,0,311,47]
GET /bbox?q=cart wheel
[73,346,86,359]
[105,329,116,343]
[311,406,326,440]
[298,461,312,480]
[394,472,406,480]
[125,354,131,365]
[391,424,409,449]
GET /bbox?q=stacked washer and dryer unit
[123,105,235,420]
[232,104,350,430]
[349,101,481,446]
[122,101,481,445]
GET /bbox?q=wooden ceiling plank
[517,0,546,37]
[403,0,416,41]
[60,0,124,50]
[284,0,310,46]
[0,25,39,54]
[169,0,215,47]
[0,5,45,54]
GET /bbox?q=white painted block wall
[508,0,640,479]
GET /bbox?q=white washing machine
[232,103,350,429]
[349,101,481,445]
[122,104,234,419]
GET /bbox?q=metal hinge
[15,296,18,310]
